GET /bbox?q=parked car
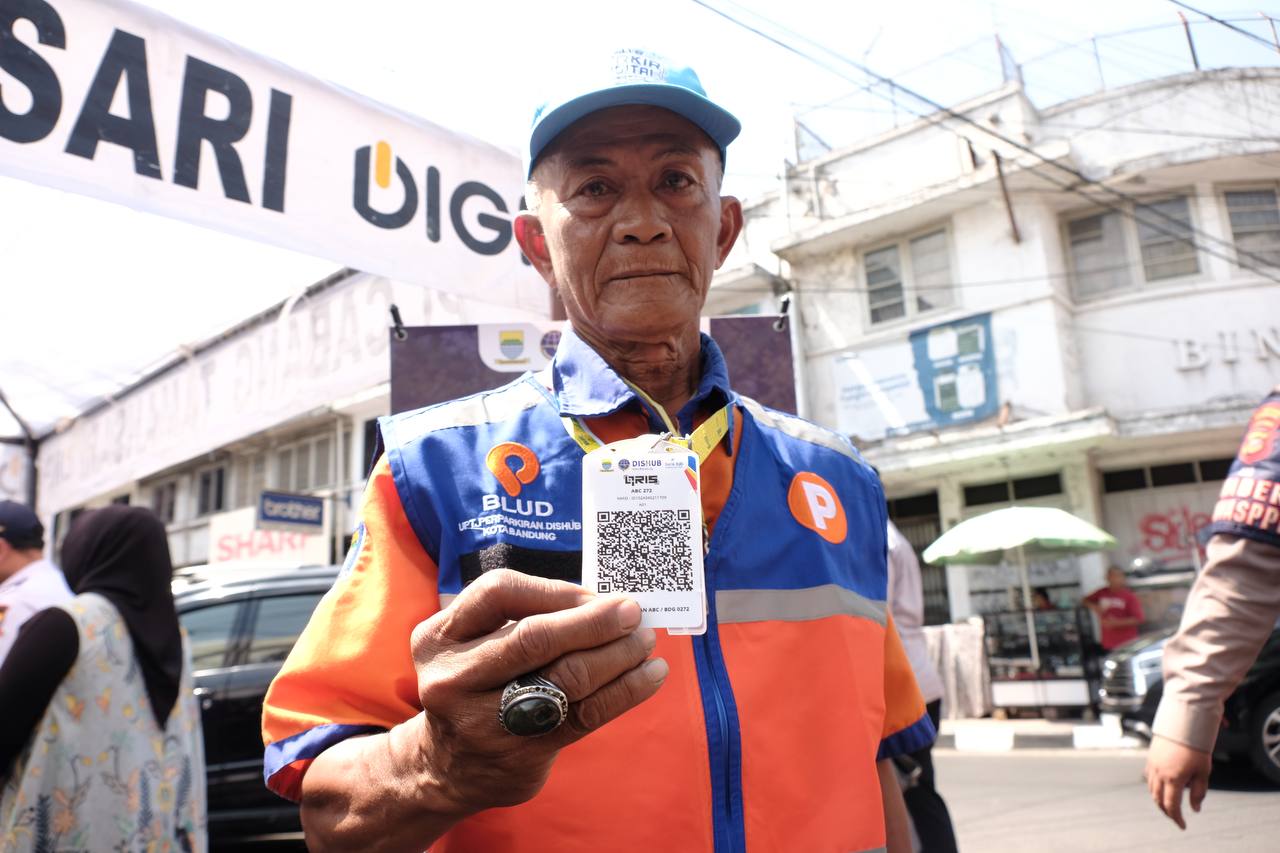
[1098,623,1280,784]
[174,562,340,841]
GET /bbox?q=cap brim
[527,84,741,178]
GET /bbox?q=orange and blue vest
[262,329,933,852]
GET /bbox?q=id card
[582,436,707,633]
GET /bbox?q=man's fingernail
[637,627,657,650]
[644,658,669,682]
[618,599,642,630]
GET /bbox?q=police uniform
[1153,385,1280,752]
[263,331,932,853]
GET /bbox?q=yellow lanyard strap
[561,394,732,464]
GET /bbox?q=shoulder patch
[383,377,546,443]
[739,396,861,463]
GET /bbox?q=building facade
[711,67,1280,626]
[37,271,546,566]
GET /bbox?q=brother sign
[258,490,324,531]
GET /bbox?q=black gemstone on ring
[499,675,568,737]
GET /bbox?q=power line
[689,0,1280,286]
[1166,1,1280,54]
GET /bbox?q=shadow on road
[1209,758,1280,793]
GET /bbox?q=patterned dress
[0,593,206,852]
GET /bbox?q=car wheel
[1248,690,1280,786]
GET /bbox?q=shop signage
[258,490,324,530]
[207,506,327,565]
[833,312,1000,441]
[0,0,542,307]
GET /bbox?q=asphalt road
[936,749,1280,852]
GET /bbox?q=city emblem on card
[539,330,561,360]
[485,442,540,497]
[1239,402,1280,465]
[787,471,848,544]
[499,329,525,360]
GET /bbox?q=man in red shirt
[1084,566,1145,649]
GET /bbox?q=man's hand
[410,569,667,814]
[299,570,665,852]
[1145,734,1212,830]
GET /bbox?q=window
[1102,457,1234,493]
[1135,196,1199,281]
[1224,188,1280,268]
[151,481,177,524]
[1065,193,1200,299]
[1067,212,1129,298]
[179,602,242,670]
[246,592,326,665]
[275,434,338,493]
[964,473,1064,507]
[196,467,225,517]
[110,494,130,506]
[863,227,954,326]
[1102,468,1147,493]
[233,453,267,509]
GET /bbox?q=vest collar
[550,327,733,423]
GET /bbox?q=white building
[37,272,547,566]
[710,67,1280,626]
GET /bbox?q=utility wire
[1166,1,1280,53]
[689,0,1280,286]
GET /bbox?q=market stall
[923,506,1117,713]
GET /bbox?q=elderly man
[263,49,932,853]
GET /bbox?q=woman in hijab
[0,506,206,852]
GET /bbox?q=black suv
[174,563,339,841]
[1098,624,1280,784]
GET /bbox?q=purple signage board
[390,316,795,415]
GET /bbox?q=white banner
[207,506,328,566]
[0,0,546,313]
[0,443,27,503]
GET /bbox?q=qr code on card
[594,510,694,593]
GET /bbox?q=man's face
[519,106,742,344]
[1108,568,1126,589]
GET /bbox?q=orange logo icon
[1239,403,1280,465]
[788,471,847,544]
[486,442,540,497]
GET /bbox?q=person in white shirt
[887,519,958,853]
[0,500,72,666]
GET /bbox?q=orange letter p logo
[788,471,847,544]
[486,442,540,497]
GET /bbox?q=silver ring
[498,674,569,737]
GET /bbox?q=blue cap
[0,500,43,549]
[526,48,741,178]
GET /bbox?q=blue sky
[2,0,1276,435]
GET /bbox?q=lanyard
[559,382,734,464]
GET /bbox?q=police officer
[1146,385,1280,829]
[0,501,71,666]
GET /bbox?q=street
[937,749,1280,851]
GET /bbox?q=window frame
[859,223,957,329]
[1217,181,1280,273]
[1062,189,1203,301]
[195,464,227,518]
[273,433,339,493]
[151,480,178,525]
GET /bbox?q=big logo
[486,442,540,497]
[787,471,847,544]
[1239,402,1280,466]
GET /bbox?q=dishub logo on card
[483,442,552,517]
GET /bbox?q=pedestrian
[0,506,206,852]
[887,521,959,853]
[1146,385,1280,830]
[262,47,932,853]
[1083,566,1144,651]
[1031,587,1054,611]
[0,500,71,667]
